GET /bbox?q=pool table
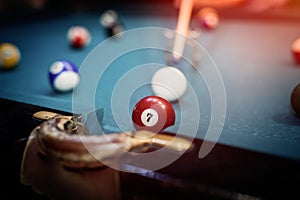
[1,0,300,199]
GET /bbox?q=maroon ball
[132,96,175,133]
[291,83,300,116]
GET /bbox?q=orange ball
[0,43,21,69]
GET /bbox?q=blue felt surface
[1,8,300,161]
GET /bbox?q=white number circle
[141,108,159,127]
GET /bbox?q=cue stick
[172,0,194,62]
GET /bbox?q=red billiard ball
[291,82,300,116]
[196,7,219,30]
[291,38,300,65]
[67,25,91,48]
[132,96,175,133]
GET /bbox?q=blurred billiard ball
[100,10,123,37]
[196,7,219,30]
[132,96,175,133]
[49,60,80,92]
[107,24,123,37]
[291,82,300,116]
[291,37,300,65]
[151,66,187,102]
[67,25,91,48]
[0,43,21,70]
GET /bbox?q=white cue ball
[151,66,187,102]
